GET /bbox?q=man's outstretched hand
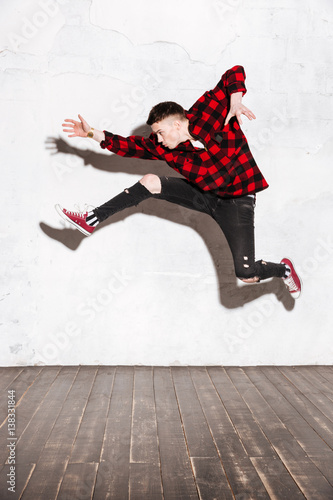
[62,114,91,137]
[224,92,256,127]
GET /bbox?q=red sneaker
[281,258,302,299]
[55,204,96,236]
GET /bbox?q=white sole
[282,257,302,299]
[55,204,92,237]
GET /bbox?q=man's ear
[173,120,181,130]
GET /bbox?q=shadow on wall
[41,127,294,312]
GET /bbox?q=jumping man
[56,65,302,298]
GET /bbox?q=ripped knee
[139,174,161,194]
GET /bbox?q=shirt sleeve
[220,65,247,97]
[100,131,164,160]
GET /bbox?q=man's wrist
[86,129,105,143]
[230,91,243,102]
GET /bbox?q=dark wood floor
[0,366,333,500]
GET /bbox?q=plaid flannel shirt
[100,65,268,197]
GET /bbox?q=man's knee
[140,174,161,194]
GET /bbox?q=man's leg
[154,185,302,296]
[55,174,213,236]
[55,174,161,235]
[93,174,161,222]
[212,195,302,297]
[212,196,287,281]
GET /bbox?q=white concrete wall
[1,0,333,366]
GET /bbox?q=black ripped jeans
[154,177,286,281]
[94,176,286,281]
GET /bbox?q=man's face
[151,117,181,149]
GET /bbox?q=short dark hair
[146,101,186,126]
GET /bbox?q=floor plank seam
[94,366,117,466]
[170,367,201,500]
[152,367,165,500]
[189,366,236,497]
[63,366,99,488]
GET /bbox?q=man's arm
[100,131,163,160]
[210,66,256,126]
[62,115,163,160]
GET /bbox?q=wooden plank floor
[0,366,333,500]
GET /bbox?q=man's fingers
[247,108,256,119]
[245,110,256,120]
[236,110,243,125]
[243,107,256,120]
[224,112,231,126]
[63,119,78,124]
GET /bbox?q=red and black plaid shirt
[100,65,268,197]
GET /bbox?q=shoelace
[65,209,85,218]
[66,204,95,217]
[284,274,298,292]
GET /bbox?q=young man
[56,65,301,298]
